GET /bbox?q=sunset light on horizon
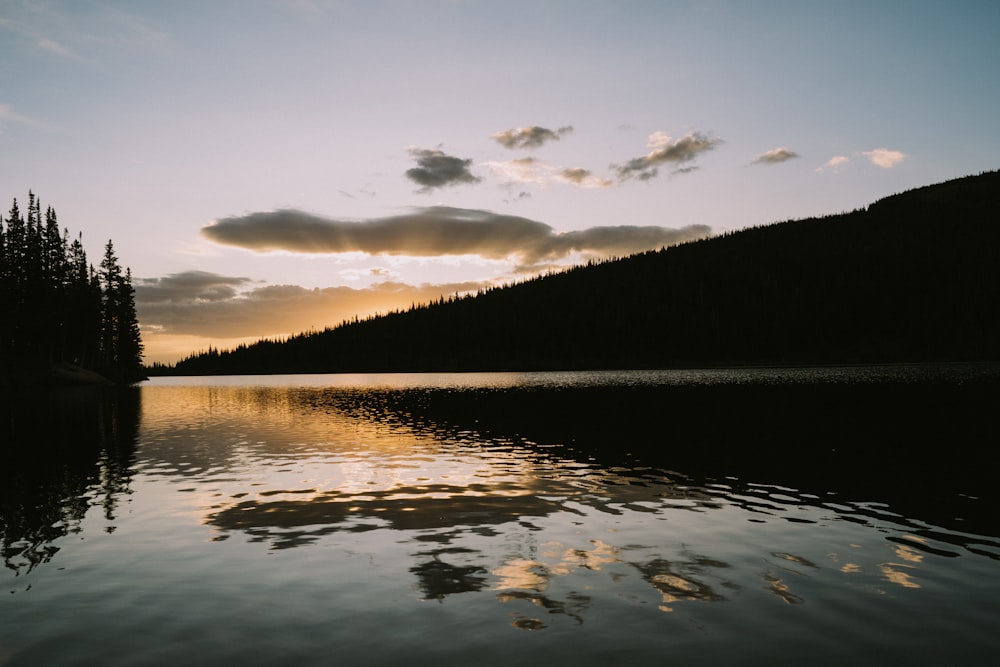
[3,0,999,363]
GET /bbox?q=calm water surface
[2,365,999,665]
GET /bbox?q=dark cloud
[750,147,800,165]
[135,270,252,303]
[405,148,481,192]
[492,125,574,149]
[558,167,612,187]
[559,167,591,183]
[201,207,711,266]
[614,131,721,181]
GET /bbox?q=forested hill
[164,170,1000,375]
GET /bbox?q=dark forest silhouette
[157,170,1000,376]
[0,193,144,384]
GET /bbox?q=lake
[2,365,1000,665]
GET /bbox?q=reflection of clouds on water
[493,558,551,592]
[761,551,816,604]
[771,552,819,569]
[762,571,804,605]
[878,563,921,590]
[131,377,1000,634]
[544,539,620,575]
[636,554,735,612]
[878,537,926,590]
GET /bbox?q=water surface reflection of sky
[135,373,1000,624]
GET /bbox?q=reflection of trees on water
[0,387,139,580]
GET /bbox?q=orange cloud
[137,274,489,363]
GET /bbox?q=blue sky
[2,0,998,363]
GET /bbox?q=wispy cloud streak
[484,157,613,189]
[0,103,49,132]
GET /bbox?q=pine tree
[1,198,26,361]
[99,240,123,370]
[116,267,144,377]
[98,240,144,380]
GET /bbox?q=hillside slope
[166,170,1000,374]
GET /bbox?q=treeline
[1,193,144,383]
[160,170,1000,375]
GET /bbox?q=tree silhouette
[0,195,144,383]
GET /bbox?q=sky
[2,0,999,364]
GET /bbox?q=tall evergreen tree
[1,198,26,359]
[98,240,144,381]
[116,267,144,377]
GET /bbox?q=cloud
[816,155,850,172]
[136,275,489,343]
[862,148,906,169]
[817,150,904,172]
[405,148,481,192]
[201,207,710,267]
[484,157,613,189]
[558,167,612,188]
[484,157,546,186]
[750,147,799,165]
[0,103,49,133]
[36,37,77,58]
[492,125,574,149]
[614,131,721,181]
[135,270,253,303]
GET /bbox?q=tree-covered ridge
[160,170,1000,376]
[1,193,144,383]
